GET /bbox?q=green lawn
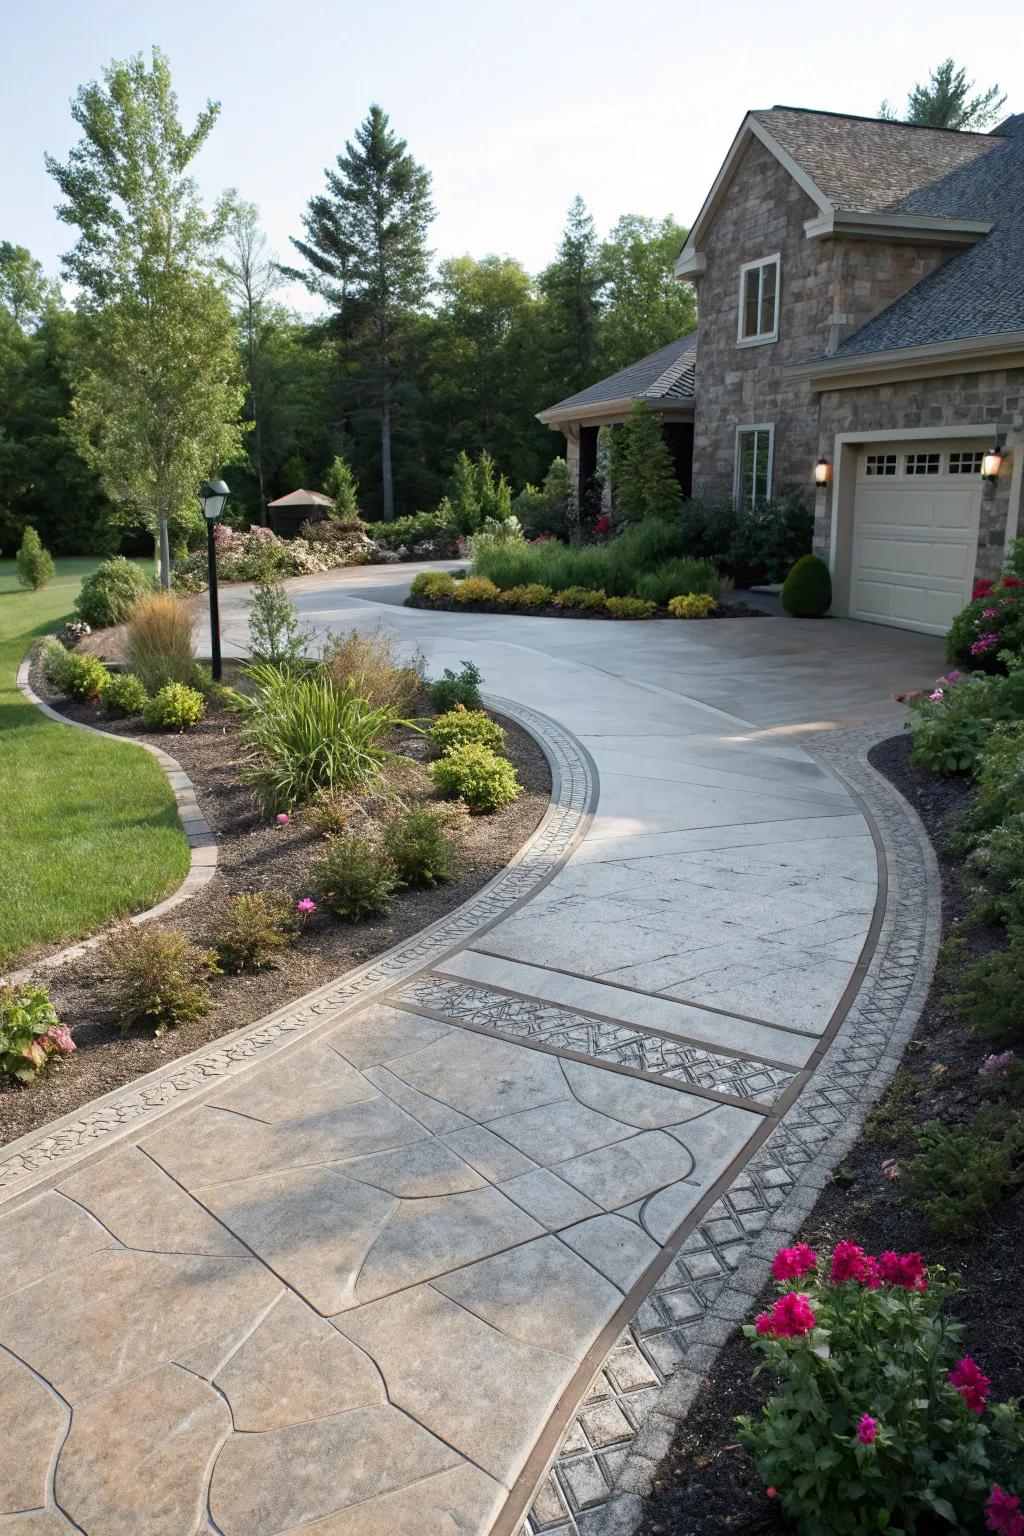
[0,557,190,967]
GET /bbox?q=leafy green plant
[372,508,459,555]
[75,556,153,627]
[428,742,522,812]
[247,577,307,666]
[668,591,717,618]
[903,1114,1024,1235]
[552,586,607,612]
[452,574,500,604]
[105,924,219,1034]
[496,583,552,607]
[239,663,406,813]
[409,570,456,601]
[382,805,459,888]
[427,706,506,758]
[908,676,1024,777]
[0,983,74,1084]
[125,591,196,692]
[313,834,398,920]
[99,671,149,716]
[52,648,110,700]
[212,891,300,973]
[605,596,656,619]
[951,939,1024,1044]
[782,553,832,617]
[142,681,206,731]
[15,526,55,590]
[426,662,483,711]
[947,575,1024,675]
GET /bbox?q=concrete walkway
[0,573,944,1536]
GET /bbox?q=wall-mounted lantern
[813,458,832,488]
[981,445,1004,482]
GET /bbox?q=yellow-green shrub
[410,570,456,601]
[428,742,522,812]
[142,682,205,731]
[668,592,718,619]
[552,586,608,612]
[605,596,656,620]
[428,706,506,758]
[496,584,552,607]
[452,575,500,604]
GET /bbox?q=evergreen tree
[15,525,55,589]
[539,196,602,401]
[323,455,361,526]
[598,215,696,373]
[609,402,681,524]
[880,59,1006,130]
[285,105,435,521]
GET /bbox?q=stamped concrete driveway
[0,572,944,1536]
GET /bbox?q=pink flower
[982,608,1002,618]
[754,1311,774,1335]
[949,1355,991,1414]
[943,669,965,683]
[971,633,1000,655]
[987,1485,1024,1536]
[929,689,944,702]
[771,1243,817,1282]
[769,1292,816,1338]
[857,1413,878,1445]
[46,1024,76,1055]
[881,1158,901,1181]
[766,1488,777,1499]
[276,812,290,825]
[877,1251,927,1290]
[830,1240,880,1286]
[981,1051,1016,1077]
[296,897,316,914]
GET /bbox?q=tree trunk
[380,404,394,522]
[158,517,171,590]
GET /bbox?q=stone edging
[520,718,941,1536]
[11,651,219,986]
[0,693,596,1204]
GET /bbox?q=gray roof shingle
[539,332,697,419]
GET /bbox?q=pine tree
[15,525,55,589]
[540,196,602,401]
[879,59,1006,130]
[609,402,681,524]
[285,105,435,521]
[323,455,361,528]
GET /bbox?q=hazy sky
[2,0,1020,313]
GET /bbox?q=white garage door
[850,440,983,634]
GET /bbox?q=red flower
[949,1355,991,1415]
[830,1240,880,1286]
[771,1243,818,1282]
[754,1311,773,1335]
[595,514,612,536]
[986,1485,1024,1535]
[973,578,995,599]
[877,1251,928,1291]
[1001,576,1021,589]
[769,1292,816,1338]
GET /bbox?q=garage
[849,439,984,635]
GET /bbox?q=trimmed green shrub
[99,671,149,716]
[428,707,506,758]
[373,508,460,555]
[410,570,456,601]
[903,1113,1024,1236]
[496,583,552,607]
[426,662,483,712]
[106,925,219,1035]
[15,526,55,590]
[142,682,206,732]
[428,742,522,812]
[782,553,832,617]
[552,586,607,612]
[313,834,398,920]
[452,575,500,604]
[58,650,110,699]
[39,637,72,688]
[75,556,153,627]
[668,592,717,619]
[605,596,656,619]
[382,806,459,888]
[1,982,74,1084]
[213,892,300,973]
[952,941,1024,1045]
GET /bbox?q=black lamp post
[199,480,230,681]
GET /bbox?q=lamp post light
[813,458,832,489]
[199,480,230,681]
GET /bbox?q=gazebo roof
[266,488,334,509]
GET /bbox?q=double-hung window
[737,254,780,344]
[734,426,774,508]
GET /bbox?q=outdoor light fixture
[199,479,230,681]
[814,458,832,488]
[981,446,1004,482]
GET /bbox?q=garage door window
[906,452,941,475]
[734,426,773,508]
[865,454,897,476]
[949,450,984,475]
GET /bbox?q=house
[539,107,1024,636]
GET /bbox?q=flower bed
[171,522,377,594]
[406,582,766,622]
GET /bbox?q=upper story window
[735,425,773,508]
[737,255,780,345]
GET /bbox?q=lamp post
[199,480,230,681]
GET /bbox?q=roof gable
[537,333,697,422]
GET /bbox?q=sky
[2,0,1021,314]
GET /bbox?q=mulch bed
[1,665,551,1148]
[406,596,768,620]
[640,730,1024,1535]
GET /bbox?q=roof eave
[790,330,1024,390]
[804,209,994,246]
[536,396,695,428]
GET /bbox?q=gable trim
[804,209,993,246]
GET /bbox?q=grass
[0,556,190,967]
[471,519,720,601]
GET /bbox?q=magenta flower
[987,1485,1024,1535]
[46,1025,76,1055]
[943,669,965,683]
[767,1292,816,1338]
[982,607,1002,618]
[971,633,1000,655]
[877,1251,927,1290]
[754,1311,773,1335]
[275,812,290,825]
[857,1413,878,1445]
[949,1355,991,1414]
[929,688,944,702]
[771,1243,817,1282]
[296,897,316,914]
[829,1240,880,1287]
[981,1051,1016,1077]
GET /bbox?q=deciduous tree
[598,215,695,373]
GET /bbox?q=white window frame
[736,254,781,346]
[733,424,775,508]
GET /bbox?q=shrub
[372,508,460,556]
[15,526,55,590]
[105,925,219,1035]
[467,515,525,564]
[669,592,718,619]
[381,806,459,888]
[58,650,110,700]
[99,671,149,716]
[0,983,74,1084]
[968,814,1024,928]
[213,891,300,973]
[608,401,682,524]
[947,575,1024,675]
[452,575,500,604]
[323,626,422,713]
[428,742,522,812]
[248,578,306,667]
[605,596,656,619]
[323,453,362,526]
[409,570,456,601]
[313,834,398,920]
[951,940,1024,1045]
[125,591,196,692]
[634,558,719,606]
[674,495,814,585]
[426,662,483,712]
[142,682,206,731]
[903,1114,1024,1236]
[306,790,354,838]
[239,663,405,813]
[907,673,1024,776]
[75,556,153,627]
[782,553,832,617]
[552,586,607,612]
[739,1241,1024,1534]
[496,583,552,607]
[428,707,506,758]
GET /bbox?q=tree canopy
[880,59,1007,131]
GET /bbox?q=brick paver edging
[9,650,218,985]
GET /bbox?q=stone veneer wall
[691,136,961,500]
[814,367,1024,580]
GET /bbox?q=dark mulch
[406,596,768,620]
[640,730,1024,1535]
[1,668,550,1148]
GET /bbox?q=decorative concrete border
[0,694,596,1204]
[11,651,218,983]
[514,719,941,1536]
